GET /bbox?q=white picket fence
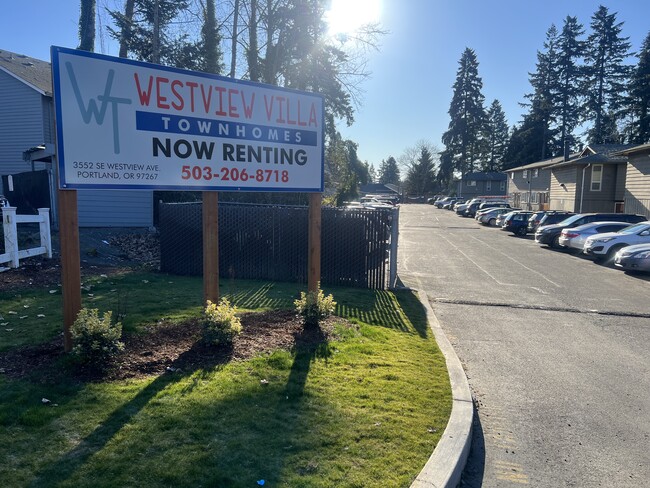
[1,207,52,271]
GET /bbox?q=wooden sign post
[203,191,219,304]
[58,189,81,352]
[308,193,322,292]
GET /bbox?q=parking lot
[398,204,650,487]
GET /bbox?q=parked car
[477,207,517,226]
[583,221,650,261]
[529,211,575,234]
[434,197,454,208]
[526,211,549,233]
[442,198,462,210]
[454,200,472,214]
[465,198,508,218]
[495,210,516,228]
[478,201,510,210]
[613,243,650,272]
[535,213,647,248]
[501,211,534,235]
[558,222,632,252]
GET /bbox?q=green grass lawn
[0,273,451,487]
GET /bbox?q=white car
[558,221,631,251]
[583,221,650,261]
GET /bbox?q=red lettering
[200,84,213,114]
[171,80,184,110]
[228,89,239,118]
[156,77,170,109]
[186,81,198,112]
[309,103,318,127]
[241,91,255,119]
[297,100,307,126]
[215,86,227,116]
[275,96,286,123]
[133,73,154,106]
[286,98,296,125]
[264,95,274,121]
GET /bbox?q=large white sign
[51,47,324,192]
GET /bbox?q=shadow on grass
[28,373,181,486]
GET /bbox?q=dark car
[502,211,534,236]
[534,213,647,248]
[526,211,548,233]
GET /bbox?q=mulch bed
[0,310,350,383]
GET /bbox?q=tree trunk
[78,0,96,52]
[247,0,260,82]
[118,0,135,58]
[229,0,240,77]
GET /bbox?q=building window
[486,181,492,191]
[533,169,539,178]
[523,170,528,178]
[510,172,514,179]
[591,164,603,191]
[467,180,476,187]
[532,192,539,204]
[500,181,506,192]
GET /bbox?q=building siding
[0,71,46,175]
[77,190,153,227]
[624,154,650,218]
[550,166,578,212]
[578,164,621,213]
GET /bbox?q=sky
[2,0,650,170]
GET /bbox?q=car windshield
[618,223,650,234]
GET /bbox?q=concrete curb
[410,281,474,488]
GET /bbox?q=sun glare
[325,0,382,36]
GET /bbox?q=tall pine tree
[583,5,632,144]
[441,48,487,176]
[625,31,650,143]
[483,100,510,171]
[379,157,401,185]
[556,16,585,154]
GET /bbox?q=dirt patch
[0,228,159,292]
[0,310,351,383]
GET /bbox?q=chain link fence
[159,202,395,289]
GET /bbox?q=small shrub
[70,308,124,366]
[294,287,336,327]
[202,298,242,346]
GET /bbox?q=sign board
[51,47,324,192]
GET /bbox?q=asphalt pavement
[398,204,650,487]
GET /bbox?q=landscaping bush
[70,308,124,366]
[202,298,242,346]
[294,287,336,327]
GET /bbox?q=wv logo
[65,62,132,154]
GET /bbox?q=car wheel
[488,218,496,227]
[551,235,561,248]
[516,226,527,236]
[605,244,626,263]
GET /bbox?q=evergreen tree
[378,156,401,185]
[624,31,650,143]
[483,100,510,171]
[441,48,487,176]
[524,24,562,159]
[436,149,454,193]
[556,16,586,154]
[107,0,203,69]
[404,147,436,196]
[200,0,223,74]
[78,0,96,51]
[503,113,549,167]
[583,6,632,144]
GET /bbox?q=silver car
[613,243,650,272]
[558,221,631,251]
[477,207,513,226]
